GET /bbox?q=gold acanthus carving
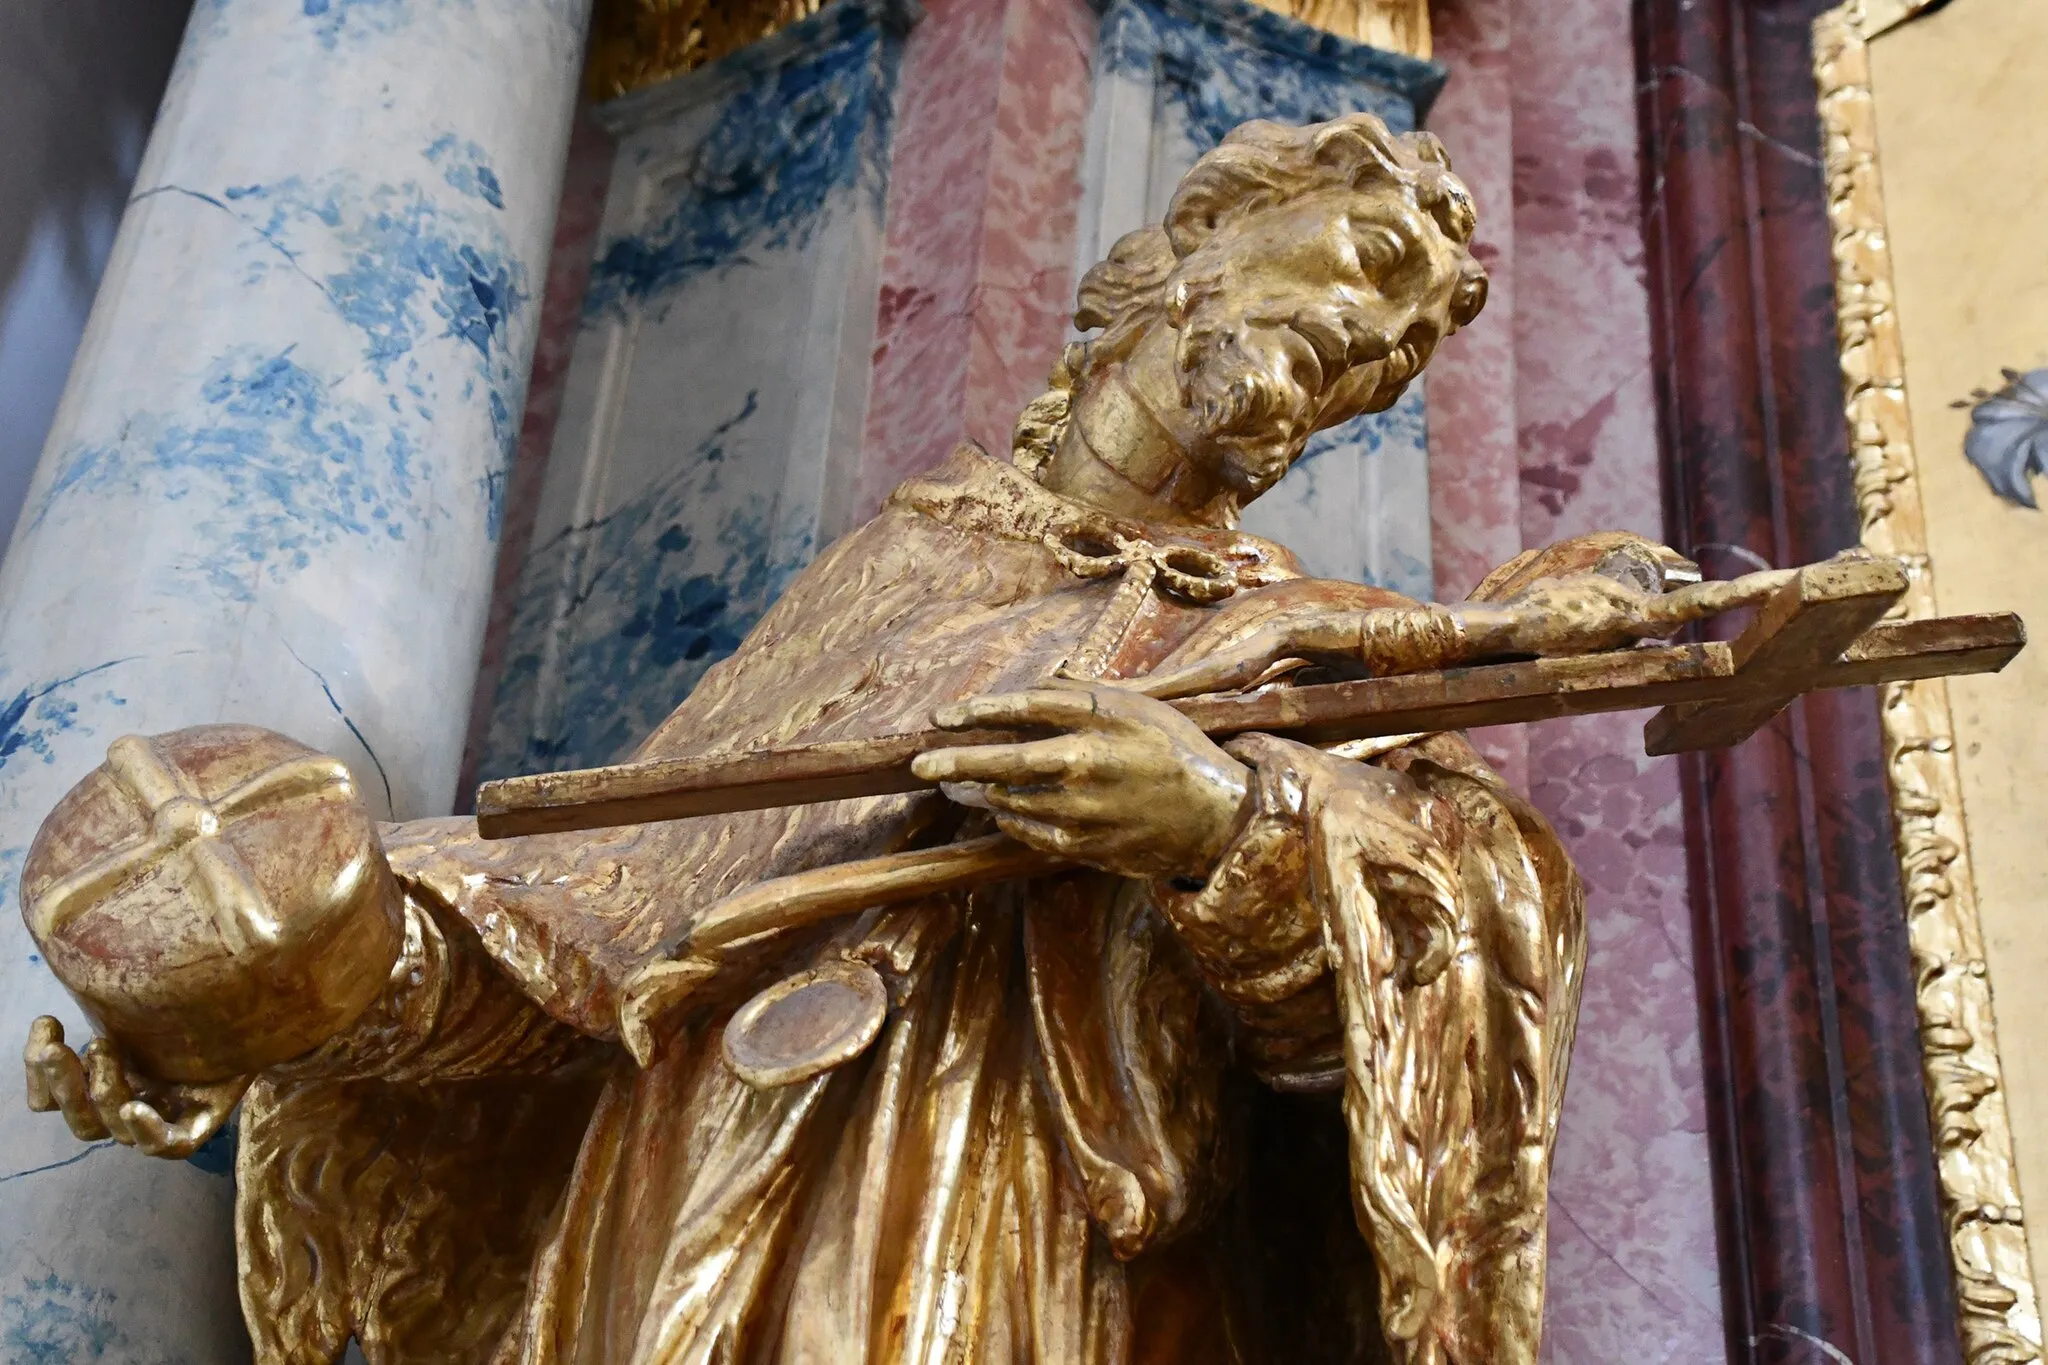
[1815,3,2044,1359]
[587,0,1432,99]
[1247,0,1432,57]
[585,0,825,99]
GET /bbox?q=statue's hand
[24,1016,249,1159]
[1472,566,1798,657]
[913,683,1252,881]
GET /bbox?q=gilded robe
[234,448,1585,1365]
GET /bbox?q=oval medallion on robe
[722,958,889,1089]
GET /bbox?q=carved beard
[1172,308,1323,499]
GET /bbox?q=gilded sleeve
[1155,729,1585,1362]
[273,888,596,1087]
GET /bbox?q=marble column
[855,0,1098,512]
[0,1,589,1357]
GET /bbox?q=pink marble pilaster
[1425,0,1525,790]
[961,0,1094,454]
[1507,0,1724,1357]
[857,0,1095,516]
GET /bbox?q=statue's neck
[1039,348,1237,529]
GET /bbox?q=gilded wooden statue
[17,113,2025,1364]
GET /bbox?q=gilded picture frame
[1816,1,2047,1357]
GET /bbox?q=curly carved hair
[1014,113,1486,475]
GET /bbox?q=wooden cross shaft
[475,561,2023,840]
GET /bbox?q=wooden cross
[474,557,2022,841]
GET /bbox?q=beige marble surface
[1870,0,2048,1304]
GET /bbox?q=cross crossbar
[474,563,2024,840]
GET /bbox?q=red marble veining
[960,0,1093,456]
[1534,715,1722,1363]
[1640,0,1963,1351]
[459,111,616,799]
[857,0,1094,517]
[1424,0,1525,793]
[857,0,1007,514]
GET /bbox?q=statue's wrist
[1180,762,1257,886]
[269,893,435,1083]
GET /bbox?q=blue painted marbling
[299,0,451,48]
[1100,0,1438,144]
[1099,0,1443,125]
[426,134,507,210]
[208,169,529,380]
[483,394,780,777]
[583,2,904,319]
[1286,384,1433,596]
[43,143,535,569]
[42,350,425,601]
[0,1272,181,1365]
[0,662,129,783]
[485,0,908,782]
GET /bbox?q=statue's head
[1033,113,1488,502]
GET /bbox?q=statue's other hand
[914,683,1253,882]
[1123,604,1367,701]
[25,1016,248,1159]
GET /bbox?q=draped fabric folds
[231,448,1585,1364]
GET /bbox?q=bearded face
[1165,186,1483,499]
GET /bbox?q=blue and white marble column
[0,1,590,1357]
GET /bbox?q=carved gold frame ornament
[1815,3,2044,1358]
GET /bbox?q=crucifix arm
[1129,565,1802,702]
[596,555,2017,1058]
[476,555,2022,841]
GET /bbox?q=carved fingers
[1486,566,1800,655]
[25,1016,107,1141]
[23,1016,248,1158]
[1126,607,1369,701]
[916,684,1252,881]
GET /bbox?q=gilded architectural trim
[1815,4,2045,1358]
[1243,0,1432,58]
[588,0,1432,96]
[587,0,827,98]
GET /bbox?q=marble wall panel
[1420,0,1525,790]
[1509,2,1721,1356]
[1421,0,1724,1354]
[461,111,615,800]
[480,0,911,780]
[856,0,1096,512]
